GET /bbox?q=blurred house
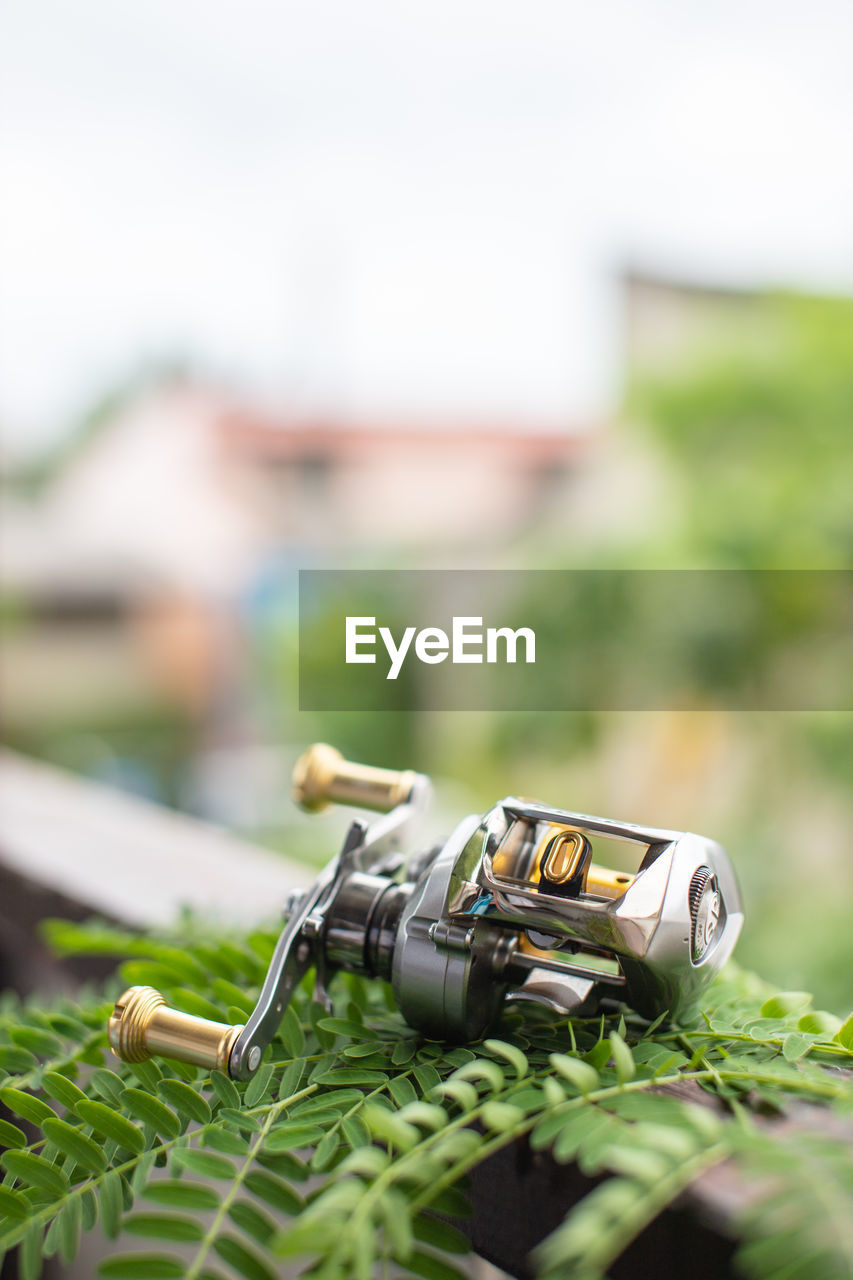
[622,267,769,375]
[0,375,592,794]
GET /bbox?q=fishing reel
[109,745,743,1079]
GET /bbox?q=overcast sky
[2,1,853,456]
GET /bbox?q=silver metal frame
[228,781,741,1075]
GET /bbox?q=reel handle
[109,986,242,1073]
[292,743,417,814]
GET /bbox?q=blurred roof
[219,412,589,464]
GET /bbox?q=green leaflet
[798,1010,842,1036]
[0,1045,37,1073]
[255,1149,308,1181]
[99,1169,125,1239]
[91,1069,127,1105]
[219,1106,261,1133]
[274,1215,345,1258]
[264,1123,325,1152]
[412,1062,441,1092]
[125,1059,162,1092]
[310,1130,340,1171]
[0,1185,30,1220]
[483,1038,529,1079]
[81,1188,99,1230]
[551,1107,615,1164]
[432,1078,478,1111]
[20,1220,44,1280]
[0,1118,27,1149]
[123,1212,205,1242]
[41,1117,107,1173]
[392,1039,418,1065]
[167,987,225,1022]
[156,1079,211,1125]
[277,1005,305,1057]
[311,1067,388,1086]
[211,977,254,1014]
[243,1062,274,1108]
[403,1248,471,1280]
[608,1032,636,1084]
[1,1149,70,1197]
[57,1196,81,1265]
[760,991,812,1018]
[277,1059,305,1100]
[76,1100,145,1153]
[294,1087,364,1114]
[170,1148,236,1179]
[388,1075,418,1106]
[227,1199,278,1246]
[213,1232,279,1280]
[208,1070,240,1109]
[122,1088,182,1138]
[141,1181,220,1211]
[340,1112,370,1147]
[480,1100,524,1131]
[782,1032,813,1062]
[98,1254,186,1278]
[450,1059,505,1091]
[413,1213,471,1255]
[549,1053,600,1094]
[382,1188,414,1258]
[0,1087,57,1126]
[317,1017,379,1039]
[9,1026,62,1056]
[41,1070,88,1113]
[203,1123,250,1155]
[397,1101,446,1131]
[243,1171,303,1216]
[835,1012,853,1050]
[364,1104,418,1151]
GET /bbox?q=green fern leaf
[0,1117,27,1148]
[0,1087,57,1126]
[98,1253,186,1278]
[99,1168,125,1239]
[123,1212,205,1243]
[1,1149,69,1197]
[156,1079,210,1125]
[141,1181,220,1212]
[76,1100,144,1152]
[0,1185,30,1220]
[122,1088,182,1138]
[41,1116,107,1173]
[170,1149,235,1180]
[243,1171,302,1216]
[211,1233,278,1280]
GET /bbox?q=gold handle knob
[292,743,416,814]
[109,987,243,1074]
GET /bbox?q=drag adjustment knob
[688,868,721,962]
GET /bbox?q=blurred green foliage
[631,293,853,567]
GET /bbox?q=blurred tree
[631,293,853,568]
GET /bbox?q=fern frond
[0,919,850,1280]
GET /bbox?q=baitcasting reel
[109,745,743,1079]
